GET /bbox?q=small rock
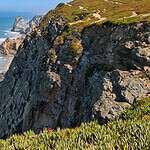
[148,36,150,43]
[144,66,150,72]
[125,41,135,49]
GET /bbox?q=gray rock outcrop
[1,15,43,56]
[26,16,43,33]
[12,17,29,34]
[0,20,149,139]
[12,16,43,34]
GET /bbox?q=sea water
[0,12,33,73]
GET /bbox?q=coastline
[0,11,34,44]
[0,30,20,78]
[0,30,22,43]
[0,31,21,77]
[0,12,42,80]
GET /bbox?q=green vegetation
[40,0,150,33]
[70,38,83,55]
[38,0,150,50]
[54,36,64,46]
[0,97,149,150]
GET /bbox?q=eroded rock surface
[0,37,24,55]
[12,16,43,34]
[0,21,149,138]
[12,17,29,34]
[1,16,43,56]
[26,16,43,33]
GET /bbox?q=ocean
[0,12,34,73]
[0,12,33,42]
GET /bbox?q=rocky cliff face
[26,16,43,33]
[12,16,43,34]
[0,37,24,55]
[0,20,149,138]
[12,17,29,34]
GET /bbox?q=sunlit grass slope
[40,0,150,32]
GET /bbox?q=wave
[0,30,22,45]
[4,30,21,39]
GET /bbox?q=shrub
[50,48,57,63]
[54,36,64,46]
[70,38,83,55]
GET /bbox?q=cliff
[0,16,43,56]
[0,0,149,139]
[12,16,43,34]
[11,17,29,34]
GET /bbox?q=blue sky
[0,0,71,14]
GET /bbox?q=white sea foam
[0,30,22,45]
[4,30,22,39]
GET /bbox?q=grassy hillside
[0,97,149,149]
[40,0,150,32]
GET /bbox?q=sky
[0,0,71,14]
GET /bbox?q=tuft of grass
[120,97,150,120]
[70,38,83,55]
[50,48,57,64]
[54,36,64,46]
